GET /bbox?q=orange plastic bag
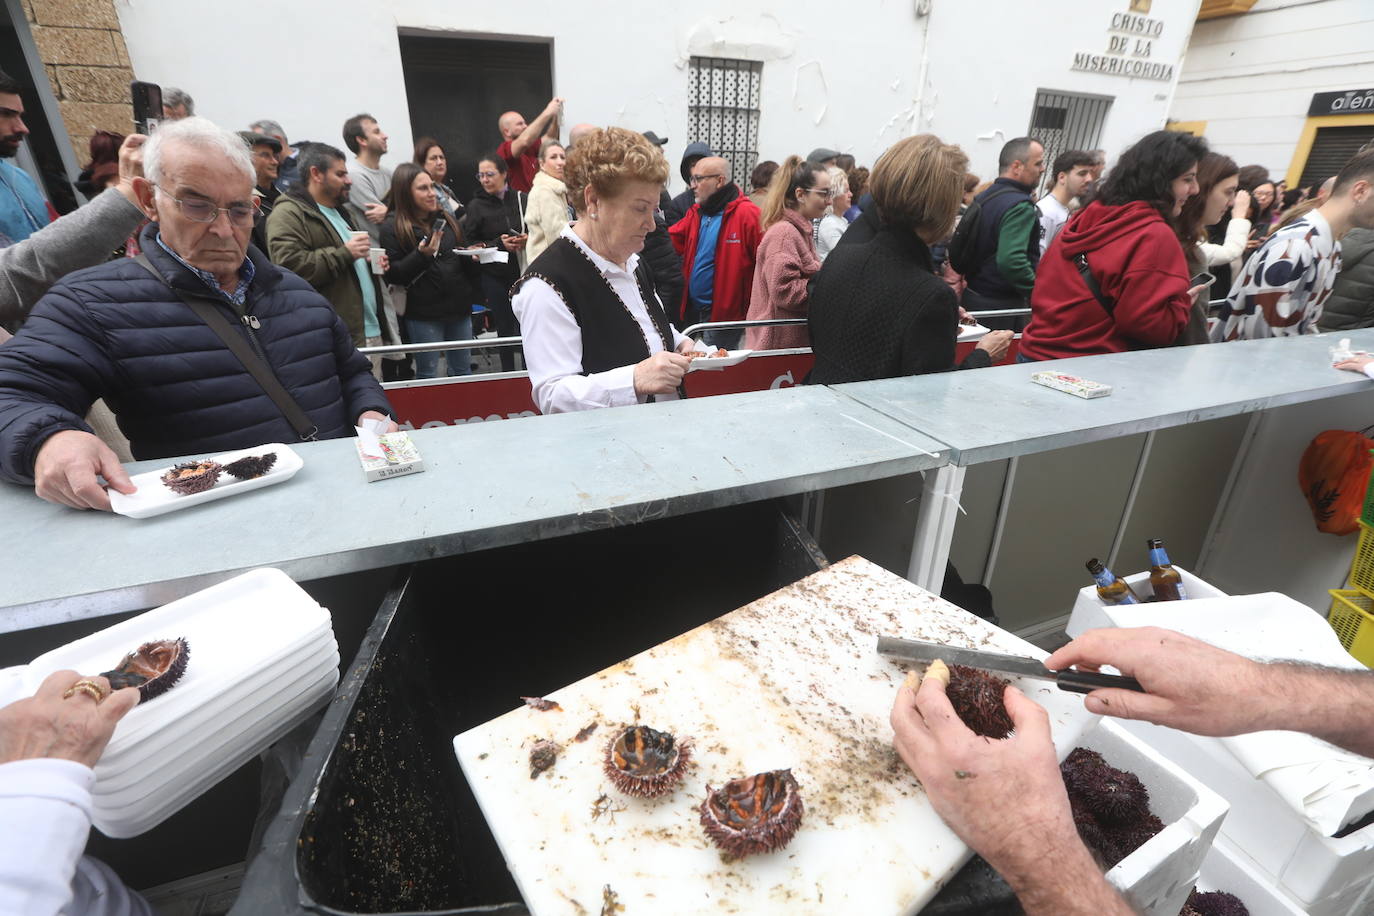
[1299,431,1374,535]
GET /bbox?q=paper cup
[368,248,385,275]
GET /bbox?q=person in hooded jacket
[380,163,479,378]
[664,141,711,228]
[461,154,527,371]
[1018,131,1210,361]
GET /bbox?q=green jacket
[1319,228,1374,331]
[264,189,395,347]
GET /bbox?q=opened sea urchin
[223,452,277,480]
[99,638,189,703]
[160,460,221,495]
[700,769,804,858]
[603,725,691,798]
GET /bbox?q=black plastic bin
[233,500,826,914]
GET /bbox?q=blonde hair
[870,134,969,243]
[761,155,822,230]
[538,137,565,163]
[563,127,669,214]
[826,166,849,198]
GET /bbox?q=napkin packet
[1329,337,1370,365]
[1030,370,1113,399]
[354,420,424,482]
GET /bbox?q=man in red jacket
[669,156,762,349]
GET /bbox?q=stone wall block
[60,100,133,138]
[30,0,120,30]
[56,65,133,104]
[111,31,130,68]
[31,25,119,66]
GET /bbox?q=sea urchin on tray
[699,769,804,858]
[160,461,222,495]
[603,725,691,798]
[98,637,189,703]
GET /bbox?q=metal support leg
[907,465,967,592]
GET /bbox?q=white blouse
[512,226,695,414]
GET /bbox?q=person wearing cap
[0,670,151,915]
[664,141,712,228]
[238,130,281,255]
[807,147,839,168]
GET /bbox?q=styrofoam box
[1067,566,1226,638]
[1118,718,1374,916]
[1080,718,1228,915]
[1195,836,1308,916]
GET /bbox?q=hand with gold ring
[0,669,140,767]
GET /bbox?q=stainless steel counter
[0,386,946,632]
[833,330,1374,465]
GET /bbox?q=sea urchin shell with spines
[98,638,189,703]
[946,664,1014,739]
[160,460,221,495]
[699,769,804,858]
[223,453,277,480]
[603,725,691,798]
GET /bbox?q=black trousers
[481,273,523,373]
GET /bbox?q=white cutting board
[453,556,1098,915]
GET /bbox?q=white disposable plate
[92,665,338,838]
[685,349,753,371]
[92,623,334,778]
[110,443,304,518]
[11,569,331,755]
[93,647,338,803]
[958,322,992,341]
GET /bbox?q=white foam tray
[1085,719,1228,915]
[685,349,753,371]
[1067,566,1226,637]
[1195,836,1307,916]
[1120,718,1374,916]
[93,644,336,799]
[3,569,339,838]
[110,443,304,518]
[93,662,337,838]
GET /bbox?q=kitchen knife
[877,636,1145,695]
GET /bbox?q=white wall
[1170,0,1374,178]
[115,0,1201,192]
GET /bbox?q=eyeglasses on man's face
[156,185,257,227]
[689,173,725,185]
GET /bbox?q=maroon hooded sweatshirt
[1020,200,1192,361]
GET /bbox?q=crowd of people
[3,69,1374,915]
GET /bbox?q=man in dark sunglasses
[0,117,395,510]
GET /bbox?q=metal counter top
[0,386,945,632]
[833,330,1374,465]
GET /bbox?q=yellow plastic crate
[1348,521,1374,594]
[1327,589,1374,668]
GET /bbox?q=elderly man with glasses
[0,117,395,510]
[667,156,762,349]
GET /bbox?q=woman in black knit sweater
[808,135,1011,384]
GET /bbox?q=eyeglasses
[475,171,499,179]
[689,174,725,185]
[156,185,257,227]
[803,187,837,199]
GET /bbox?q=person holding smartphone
[379,164,478,378]
[460,155,528,371]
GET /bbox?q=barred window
[1028,89,1113,195]
[687,58,762,188]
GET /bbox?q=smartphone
[1189,271,1216,289]
[433,219,446,239]
[130,80,162,135]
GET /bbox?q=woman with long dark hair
[1019,130,1209,360]
[413,136,462,220]
[379,163,478,378]
[1179,152,1251,278]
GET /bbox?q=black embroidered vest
[513,237,674,375]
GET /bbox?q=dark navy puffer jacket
[0,225,393,483]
